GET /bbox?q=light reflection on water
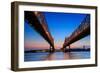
[24,51,90,61]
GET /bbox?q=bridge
[25,11,55,52]
[62,14,90,52]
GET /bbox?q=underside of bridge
[62,15,90,52]
[25,11,55,52]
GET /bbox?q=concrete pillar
[64,45,70,52]
[50,46,54,52]
[68,45,70,52]
[63,47,67,52]
[69,45,70,49]
[63,48,65,52]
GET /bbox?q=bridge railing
[70,14,90,40]
[34,12,54,42]
[63,14,90,47]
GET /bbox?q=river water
[24,51,90,61]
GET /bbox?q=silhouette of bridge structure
[25,11,55,52]
[25,11,90,52]
[62,14,90,52]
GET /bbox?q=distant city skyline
[24,11,90,51]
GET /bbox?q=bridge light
[34,11,38,15]
[46,31,49,34]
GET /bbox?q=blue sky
[24,12,90,50]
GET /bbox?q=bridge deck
[63,15,90,49]
[25,11,55,51]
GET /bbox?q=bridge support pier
[69,45,70,49]
[63,45,70,52]
[62,47,67,52]
[50,46,55,53]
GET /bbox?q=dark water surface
[24,51,90,61]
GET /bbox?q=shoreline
[25,48,90,53]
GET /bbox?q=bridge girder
[62,15,90,49]
[25,11,55,51]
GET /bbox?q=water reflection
[45,52,72,60]
[24,51,90,61]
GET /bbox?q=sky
[24,11,90,51]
